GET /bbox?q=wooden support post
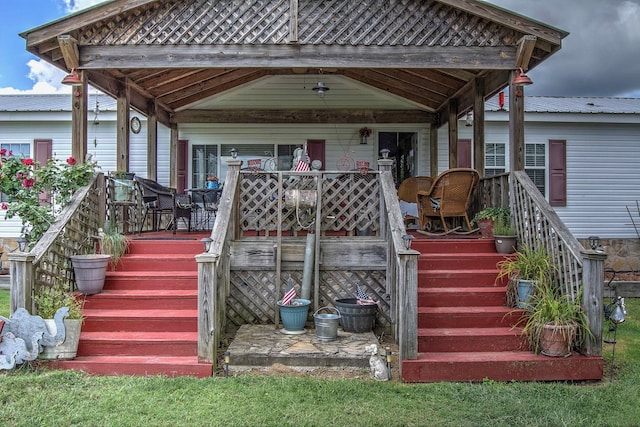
[448,99,458,169]
[71,71,87,163]
[196,252,218,365]
[473,77,485,176]
[147,102,158,181]
[378,159,394,238]
[169,124,179,188]
[509,72,526,171]
[116,86,130,173]
[398,252,419,364]
[430,125,438,176]
[582,250,606,356]
[8,253,35,314]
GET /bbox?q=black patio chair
[134,176,176,233]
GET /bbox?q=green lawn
[1,289,639,427]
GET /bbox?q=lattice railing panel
[511,171,584,300]
[238,171,380,234]
[31,175,104,296]
[226,269,389,328]
[78,0,518,47]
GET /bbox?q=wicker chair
[397,176,434,227]
[134,176,177,233]
[416,168,480,232]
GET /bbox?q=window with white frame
[193,143,301,188]
[484,142,506,176]
[525,142,546,195]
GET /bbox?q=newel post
[581,249,607,356]
[378,158,394,237]
[196,252,219,365]
[8,252,36,315]
[398,250,419,363]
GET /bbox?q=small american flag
[294,159,311,172]
[281,283,297,306]
[356,284,376,305]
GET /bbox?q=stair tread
[92,289,198,297]
[419,327,521,336]
[83,309,197,318]
[419,306,516,314]
[413,351,588,362]
[420,286,506,293]
[67,355,204,364]
[420,268,499,274]
[106,271,198,277]
[81,331,198,340]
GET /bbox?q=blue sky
[1,0,639,97]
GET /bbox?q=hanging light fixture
[312,69,330,97]
[61,68,82,85]
[512,68,533,86]
[465,112,473,127]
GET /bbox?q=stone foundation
[579,237,640,273]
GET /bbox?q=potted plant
[472,206,510,238]
[70,226,119,295]
[516,279,591,357]
[496,246,554,309]
[493,215,517,254]
[33,284,84,360]
[359,127,372,144]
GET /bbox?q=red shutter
[549,140,566,207]
[458,139,471,168]
[34,139,52,205]
[177,139,188,193]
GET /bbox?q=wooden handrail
[9,173,105,314]
[511,171,603,356]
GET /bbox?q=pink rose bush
[0,153,98,246]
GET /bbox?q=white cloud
[0,60,69,94]
[63,0,105,13]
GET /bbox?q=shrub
[0,150,98,247]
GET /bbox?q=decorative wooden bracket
[515,35,537,70]
[58,35,80,70]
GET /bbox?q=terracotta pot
[476,218,494,238]
[539,323,576,357]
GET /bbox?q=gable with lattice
[78,0,518,47]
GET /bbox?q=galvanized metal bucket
[313,306,341,341]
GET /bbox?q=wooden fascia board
[79,44,516,69]
[437,0,567,46]
[172,109,433,124]
[20,0,158,48]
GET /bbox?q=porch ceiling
[20,0,566,127]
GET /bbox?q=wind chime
[91,99,100,152]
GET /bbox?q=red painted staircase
[50,237,213,377]
[402,238,603,383]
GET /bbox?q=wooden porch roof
[20,0,566,128]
